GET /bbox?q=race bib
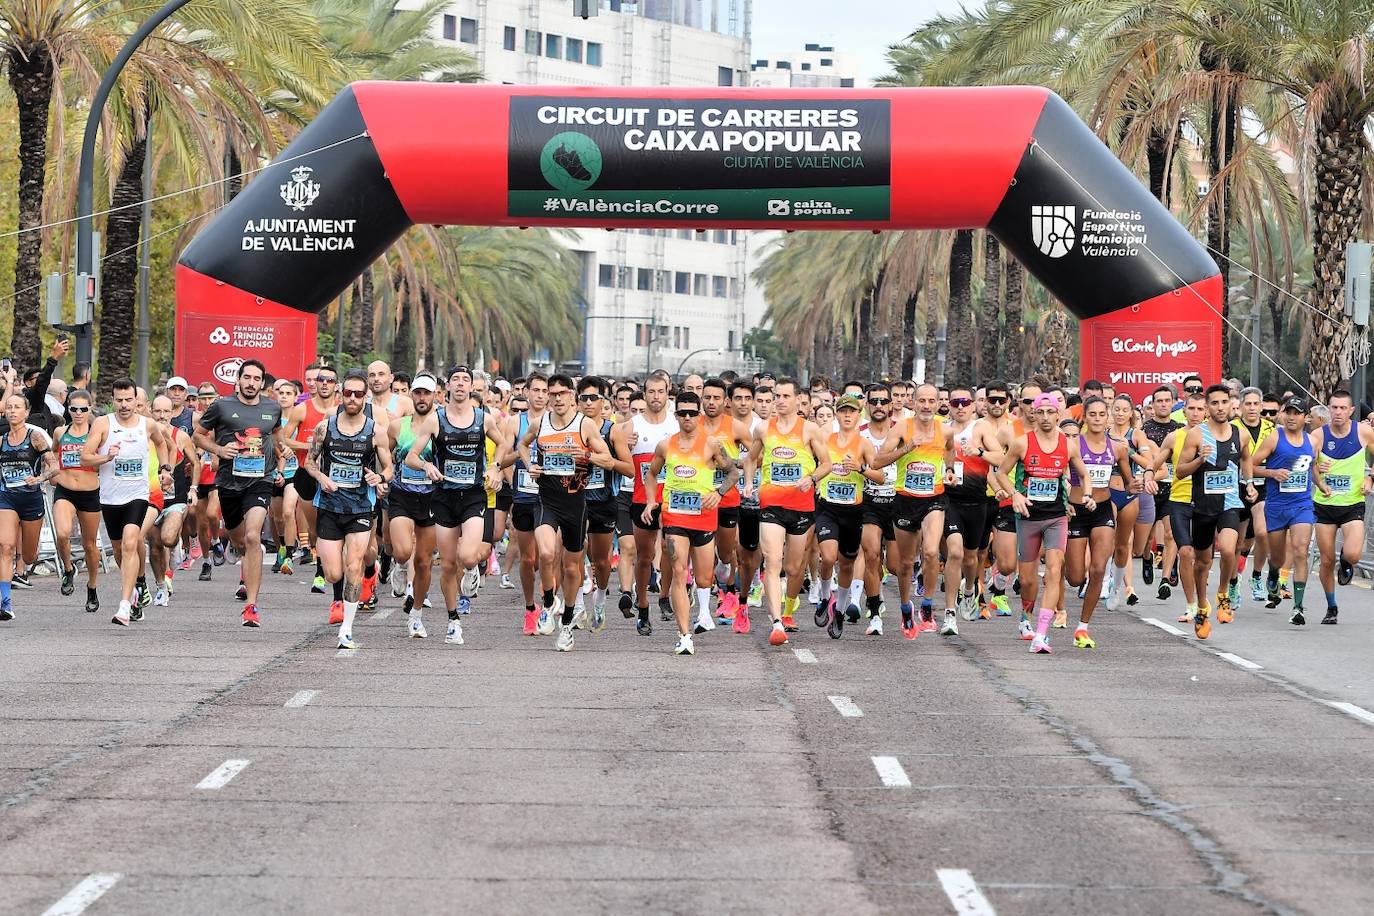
[903,462,936,495]
[281,454,299,476]
[114,456,144,480]
[60,444,84,469]
[1163,461,1174,482]
[1027,476,1059,502]
[952,461,965,487]
[516,468,539,495]
[399,463,431,486]
[1203,469,1235,495]
[825,480,858,505]
[1327,473,1352,494]
[769,462,802,484]
[668,489,702,515]
[1280,470,1309,494]
[328,464,363,488]
[586,466,605,489]
[543,452,575,476]
[1087,464,1112,489]
[1,462,29,488]
[232,454,265,478]
[443,460,477,486]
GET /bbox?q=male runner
[284,366,339,593]
[858,382,899,633]
[1312,388,1374,622]
[1141,386,1182,598]
[943,385,1005,630]
[702,377,751,622]
[388,373,439,637]
[815,394,881,638]
[497,373,547,633]
[577,375,619,632]
[729,381,763,630]
[1232,386,1275,607]
[149,395,197,606]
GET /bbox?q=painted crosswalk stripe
[827,695,863,718]
[372,605,396,622]
[1216,652,1262,671]
[196,759,250,790]
[871,756,910,787]
[284,690,318,708]
[936,868,997,916]
[792,648,817,664]
[1141,617,1187,637]
[335,647,358,659]
[1330,701,1374,726]
[41,874,122,916]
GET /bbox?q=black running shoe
[618,592,634,618]
[1289,608,1306,626]
[827,604,844,639]
[235,582,248,601]
[1012,575,1021,595]
[813,598,829,628]
[1338,558,1354,587]
[1141,555,1154,585]
[212,543,226,567]
[659,596,673,621]
[12,573,32,589]
[85,588,99,613]
[60,567,76,596]
[1265,589,1281,609]
[636,610,652,637]
[1157,582,1171,600]
[1321,606,1339,625]
[845,603,861,624]
[129,602,144,622]
[402,594,415,616]
[199,562,212,582]
[648,569,660,593]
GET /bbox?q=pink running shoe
[733,608,751,634]
[190,542,202,560]
[717,591,738,622]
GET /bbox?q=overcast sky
[750,0,965,84]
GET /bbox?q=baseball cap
[410,374,438,392]
[1282,396,1308,413]
[166,376,188,390]
[494,378,512,394]
[1032,393,1059,410]
[836,394,862,411]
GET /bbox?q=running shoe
[1012,575,1021,595]
[60,566,76,596]
[360,573,377,609]
[1338,558,1355,586]
[408,615,427,639]
[958,591,978,621]
[747,580,763,607]
[591,595,607,633]
[827,603,844,639]
[337,632,357,650]
[1029,635,1052,654]
[900,602,917,640]
[199,562,212,582]
[536,604,556,636]
[242,604,261,628]
[991,594,1012,617]
[212,543,226,566]
[807,577,820,606]
[918,603,937,633]
[523,607,538,635]
[111,604,130,626]
[461,566,481,598]
[636,613,653,637]
[814,593,832,628]
[619,592,635,618]
[190,541,203,560]
[980,603,992,620]
[914,577,925,599]
[136,581,152,609]
[1177,608,1193,623]
[781,614,798,632]
[235,581,248,601]
[153,587,169,608]
[648,569,660,593]
[390,563,408,598]
[1228,579,1241,609]
[767,620,788,646]
[939,609,959,636]
[311,574,326,594]
[1052,609,1068,629]
[164,573,174,596]
[1217,594,1234,625]
[279,555,293,576]
[1281,583,1293,600]
[1077,581,1088,600]
[85,588,99,613]
[271,551,284,574]
[659,595,674,622]
[1142,555,1154,585]
[457,595,472,616]
[732,608,750,635]
[1103,581,1119,611]
[500,575,514,589]
[129,601,143,623]
[328,600,344,625]
[1156,582,1171,601]
[1017,617,1034,641]
[1125,587,1139,606]
[0,596,11,621]
[845,602,861,624]
[716,591,739,625]
[1322,606,1339,625]
[555,624,574,652]
[1250,577,1265,602]
[1265,588,1281,609]
[866,614,883,636]
[1194,607,1211,639]
[1073,627,1096,649]
[178,555,192,572]
[1289,608,1306,627]
[693,613,716,634]
[446,618,465,645]
[674,633,695,655]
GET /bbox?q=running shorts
[0,488,44,522]
[1015,514,1068,556]
[1315,503,1365,528]
[760,506,814,536]
[861,497,896,542]
[102,499,151,539]
[218,480,274,531]
[535,498,588,552]
[54,485,101,515]
[1067,500,1116,539]
[1265,501,1316,533]
[389,488,435,528]
[663,525,714,549]
[816,502,863,559]
[586,497,617,536]
[739,507,761,552]
[1191,508,1241,553]
[944,498,992,551]
[893,493,945,533]
[317,509,374,541]
[432,488,487,530]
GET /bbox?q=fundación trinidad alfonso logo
[280,166,321,212]
[209,326,231,344]
[540,132,603,193]
[1031,205,1076,258]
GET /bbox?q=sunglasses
[68,406,90,413]
[1261,409,1278,417]
[578,393,602,401]
[987,396,1008,405]
[675,410,700,418]
[949,397,973,408]
[198,392,217,399]
[1021,398,1036,406]
[341,389,367,399]
[1184,385,1204,393]
[317,377,338,385]
[867,396,892,405]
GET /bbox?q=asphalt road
[2,551,1372,915]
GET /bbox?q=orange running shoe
[241,604,261,627]
[522,608,537,635]
[781,614,798,632]
[767,621,788,645]
[328,600,344,625]
[360,573,376,606]
[1194,607,1212,640]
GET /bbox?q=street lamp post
[583,313,656,379]
[74,0,194,369]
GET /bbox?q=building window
[524,29,540,54]
[545,33,561,57]
[566,37,583,62]
[694,274,709,296]
[840,77,855,88]
[460,17,477,43]
[442,14,456,41]
[683,327,690,349]
[503,26,516,51]
[598,264,614,288]
[712,229,728,244]
[617,265,632,288]
[587,42,602,66]
[673,327,682,349]
[656,270,671,291]
[713,276,727,298]
[674,272,690,295]
[637,268,652,291]
[717,66,733,86]
[728,329,737,351]
[635,323,649,346]
[820,58,833,67]
[800,62,811,71]
[676,229,693,241]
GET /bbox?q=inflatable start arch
[176,82,1221,401]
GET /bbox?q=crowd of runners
[1,348,1370,657]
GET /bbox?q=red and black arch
[177,81,1220,396]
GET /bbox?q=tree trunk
[925,292,940,383]
[420,291,436,371]
[1040,306,1071,384]
[979,233,1002,378]
[7,46,54,368]
[346,268,374,359]
[1266,289,1284,391]
[98,136,148,392]
[1003,254,1025,381]
[946,229,975,385]
[1308,111,1366,399]
[853,291,875,380]
[1203,56,1238,375]
[899,292,917,380]
[392,282,413,369]
[1146,128,1170,203]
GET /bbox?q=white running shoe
[445,620,464,645]
[338,632,358,650]
[1104,581,1120,611]
[153,587,169,608]
[1030,635,1052,654]
[422,597,432,609]
[536,602,558,636]
[591,595,607,633]
[674,633,695,655]
[866,615,883,636]
[939,609,959,636]
[500,575,514,589]
[958,591,978,621]
[572,605,588,631]
[1018,618,1035,640]
[555,624,575,652]
[693,614,716,634]
[390,563,408,598]
[807,578,821,605]
[460,566,481,598]
[408,615,427,639]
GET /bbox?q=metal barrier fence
[30,490,114,578]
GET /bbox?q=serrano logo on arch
[213,357,244,385]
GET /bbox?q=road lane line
[1330,701,1374,725]
[936,868,997,916]
[828,695,863,718]
[196,759,250,790]
[41,874,122,916]
[372,605,396,621]
[871,756,910,787]
[284,690,318,708]
[792,648,817,664]
[335,648,357,659]
[1141,617,1187,637]
[1215,652,1262,671]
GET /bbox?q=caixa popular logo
[213,357,244,385]
[1031,205,1075,258]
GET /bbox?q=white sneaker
[500,575,514,589]
[153,587,169,608]
[572,605,588,631]
[390,563,408,598]
[338,632,357,650]
[1030,635,1052,654]
[460,566,481,598]
[1018,618,1035,640]
[408,615,427,639]
[866,614,883,636]
[445,619,464,645]
[693,614,716,634]
[555,623,575,652]
[807,579,821,605]
[674,633,695,655]
[958,591,978,621]
[536,603,557,636]
[939,609,959,636]
[591,596,607,633]
[1104,580,1120,611]
[422,597,432,609]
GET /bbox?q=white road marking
[284,690,318,708]
[41,874,122,916]
[1330,701,1374,726]
[1216,652,1262,671]
[1141,617,1188,637]
[335,648,358,659]
[827,695,863,718]
[871,756,910,787]
[196,759,250,790]
[936,868,997,916]
[1352,579,1370,590]
[372,605,396,622]
[792,648,817,664]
